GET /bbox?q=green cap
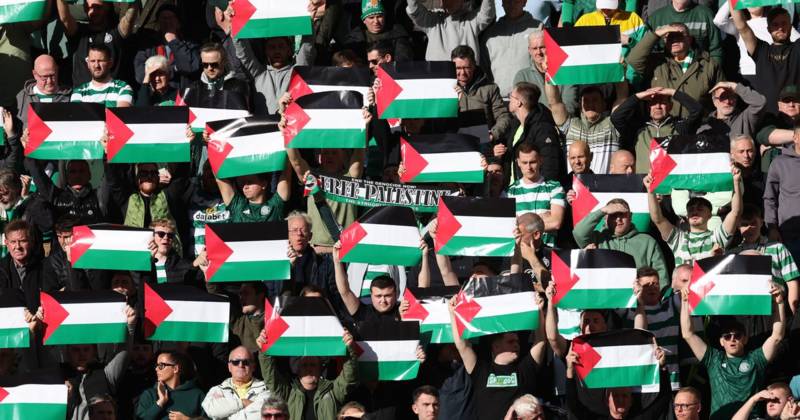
[361,0,385,20]
[779,85,800,101]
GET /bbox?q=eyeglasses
[154,231,176,239]
[228,359,251,367]
[288,228,309,235]
[674,403,699,411]
[155,362,176,370]
[368,59,380,65]
[262,413,286,419]
[34,73,57,80]
[722,332,743,341]
[202,62,221,69]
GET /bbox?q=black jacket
[566,368,672,420]
[45,245,109,292]
[610,91,704,152]
[501,103,564,184]
[0,254,55,310]
[24,158,105,225]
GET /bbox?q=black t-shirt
[70,24,125,86]
[751,40,800,114]
[352,303,400,326]
[469,353,538,420]
[302,388,317,420]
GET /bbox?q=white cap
[596,0,619,10]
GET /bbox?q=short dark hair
[241,281,267,296]
[87,44,112,60]
[367,40,394,58]
[0,169,21,196]
[54,214,81,234]
[332,49,361,67]
[265,36,293,49]
[3,219,30,238]
[516,142,541,158]
[450,45,476,65]
[741,203,763,221]
[200,42,227,68]
[300,284,326,297]
[370,275,396,291]
[767,6,790,24]
[686,196,713,212]
[579,85,605,101]
[513,82,541,111]
[636,266,659,280]
[413,385,439,403]
[718,318,746,335]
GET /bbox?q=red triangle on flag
[230,0,257,38]
[0,387,7,403]
[649,139,676,192]
[434,198,462,253]
[69,225,95,266]
[375,65,402,118]
[551,251,579,306]
[453,291,482,337]
[207,138,234,177]
[339,221,367,260]
[401,288,430,322]
[282,101,311,147]
[288,72,313,99]
[261,298,290,353]
[173,94,195,125]
[730,0,739,9]
[688,262,715,311]
[400,138,429,183]
[26,105,52,155]
[571,176,599,226]
[40,291,69,344]
[105,108,134,161]
[571,336,602,380]
[144,283,173,338]
[543,30,568,82]
[205,226,234,282]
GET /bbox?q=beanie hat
[361,0,385,20]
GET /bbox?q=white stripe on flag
[395,79,458,100]
[420,152,481,174]
[360,223,419,247]
[191,108,250,129]
[453,215,516,239]
[211,132,284,158]
[250,0,308,19]
[356,340,418,362]
[561,44,622,66]
[693,274,771,296]
[1,384,67,404]
[588,192,648,214]
[419,302,451,325]
[45,121,105,141]
[571,268,637,290]
[280,316,344,337]
[473,292,536,317]
[594,344,657,369]
[61,302,126,325]
[0,0,45,6]
[87,230,150,251]
[303,109,364,130]
[126,123,187,144]
[307,85,369,99]
[0,307,25,329]
[227,240,286,263]
[668,153,730,175]
[163,300,229,323]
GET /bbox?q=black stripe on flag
[359,206,417,227]
[576,328,655,347]
[31,102,104,122]
[0,370,65,387]
[380,61,455,80]
[356,319,420,341]
[207,221,288,242]
[275,296,339,317]
[293,66,371,87]
[658,134,730,155]
[404,133,480,154]
[695,254,772,276]
[150,284,229,303]
[45,290,126,305]
[462,273,533,298]
[294,90,363,110]
[108,106,189,124]
[575,174,645,193]
[441,196,515,218]
[85,223,152,233]
[207,116,281,136]
[407,286,460,300]
[0,288,26,309]
[554,249,637,270]
[545,25,620,47]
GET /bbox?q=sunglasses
[262,414,286,419]
[155,362,176,370]
[202,62,221,69]
[722,332,743,341]
[154,231,176,239]
[228,359,251,367]
[368,59,380,65]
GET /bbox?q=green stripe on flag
[0,327,29,348]
[420,324,452,344]
[151,321,229,343]
[73,249,152,271]
[550,63,624,86]
[237,16,312,39]
[557,289,637,310]
[462,311,539,339]
[266,336,347,356]
[45,323,126,345]
[358,361,420,381]
[209,261,290,282]
[0,2,46,24]
[343,245,420,267]
[583,364,659,388]
[733,0,781,9]
[110,143,189,163]
[412,170,484,183]
[0,404,67,419]
[438,237,514,257]
[692,295,771,316]
[654,173,732,194]
[287,130,365,149]
[217,154,287,179]
[381,99,458,119]
[27,141,104,160]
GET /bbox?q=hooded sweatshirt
[406,0,496,63]
[480,11,541,96]
[765,146,800,241]
[136,379,206,420]
[232,37,293,115]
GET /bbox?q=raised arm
[56,0,78,37]
[733,390,774,420]
[429,218,460,286]
[215,176,236,206]
[116,0,140,39]
[448,296,477,373]
[644,173,674,241]
[285,148,311,181]
[474,0,496,32]
[530,293,548,366]
[544,282,568,357]
[544,80,569,126]
[332,242,361,316]
[542,204,564,231]
[762,284,786,362]
[731,3,758,56]
[275,162,292,202]
[680,288,707,360]
[721,167,743,237]
[405,0,440,29]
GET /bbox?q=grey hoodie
[407,0,496,63]
[232,38,293,115]
[764,145,800,241]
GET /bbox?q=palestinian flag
[205,221,290,282]
[544,26,624,85]
[0,291,28,349]
[376,61,458,119]
[283,91,366,149]
[649,135,733,194]
[0,372,68,419]
[261,296,346,356]
[105,106,189,163]
[145,284,230,343]
[572,174,649,233]
[231,0,312,39]
[355,320,421,381]
[551,249,637,310]
[183,105,250,133]
[40,291,128,345]
[207,116,286,178]
[359,265,394,298]
[572,329,659,389]
[26,103,105,160]
[731,0,792,10]
[288,66,372,100]
[434,196,516,257]
[402,286,459,344]
[400,134,483,183]
[340,206,421,266]
[0,0,45,24]
[70,224,152,271]
[688,254,773,316]
[453,274,539,339]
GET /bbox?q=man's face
[68,344,96,371]
[492,333,520,364]
[288,217,310,252]
[227,348,254,383]
[367,50,391,75]
[673,391,701,420]
[153,225,175,255]
[370,286,397,313]
[648,95,671,121]
[150,69,169,91]
[157,10,179,34]
[453,57,475,87]
[528,36,546,66]
[609,153,635,174]
[237,175,266,201]
[502,0,527,17]
[85,0,109,25]
[155,353,178,382]
[56,229,73,251]
[731,139,755,169]
[738,216,763,243]
[607,389,632,419]
[87,50,112,82]
[712,88,738,117]
[137,164,159,195]
[666,30,690,57]
[111,273,135,297]
[516,150,541,181]
[686,203,711,227]
[33,61,58,95]
[66,161,91,189]
[89,401,116,420]
[671,267,692,291]
[580,311,607,334]
[607,210,632,237]
[320,148,347,172]
[265,38,291,69]
[768,13,791,43]
[766,388,791,417]
[131,343,154,368]
[487,163,504,196]
[412,394,440,420]
[441,0,465,14]
[581,92,605,122]
[297,356,322,388]
[778,97,800,118]
[719,329,747,356]
[5,230,30,265]
[363,14,385,33]
[201,51,224,80]
[568,145,590,174]
[637,275,661,305]
[239,284,263,314]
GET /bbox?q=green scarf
[678,50,694,74]
[124,191,171,228]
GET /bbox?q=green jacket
[259,350,358,420]
[135,380,206,420]
[573,210,669,289]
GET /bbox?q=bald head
[609,150,635,174]
[568,141,592,174]
[32,55,59,95]
[227,346,255,384]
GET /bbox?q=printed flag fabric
[572,329,659,389]
[649,135,733,194]
[207,116,286,178]
[400,133,483,183]
[434,196,516,257]
[145,284,230,343]
[572,174,649,233]
[551,249,638,310]
[231,0,312,39]
[283,91,366,149]
[402,286,460,344]
[730,0,796,10]
[339,206,421,266]
[261,296,346,356]
[105,106,189,163]
[0,0,46,24]
[375,61,458,119]
[177,94,250,133]
[288,66,372,100]
[453,274,539,340]
[688,254,773,316]
[0,372,68,419]
[544,26,624,85]
[205,221,290,282]
[70,224,152,271]
[26,103,105,159]
[355,319,421,381]
[0,290,28,349]
[40,291,127,345]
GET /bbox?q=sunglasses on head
[228,359,251,367]
[722,332,743,341]
[202,62,221,69]
[154,231,175,239]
